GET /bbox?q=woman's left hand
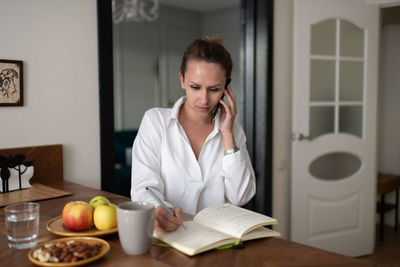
[219,84,237,137]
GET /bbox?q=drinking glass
[4,202,40,249]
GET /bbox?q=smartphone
[211,78,231,121]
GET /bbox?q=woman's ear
[178,73,185,89]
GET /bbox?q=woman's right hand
[154,206,183,232]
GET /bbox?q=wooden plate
[47,216,118,237]
[28,237,110,267]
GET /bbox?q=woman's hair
[180,36,232,79]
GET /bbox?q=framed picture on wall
[0,59,23,106]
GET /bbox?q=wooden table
[0,181,374,266]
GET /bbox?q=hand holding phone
[211,78,231,121]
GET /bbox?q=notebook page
[193,203,277,238]
[153,221,235,255]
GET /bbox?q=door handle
[298,133,312,141]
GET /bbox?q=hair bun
[180,35,232,79]
[204,35,224,45]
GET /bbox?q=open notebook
[153,203,280,256]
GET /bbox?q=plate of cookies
[28,237,110,266]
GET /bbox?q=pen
[145,187,187,230]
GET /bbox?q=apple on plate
[93,204,117,231]
[89,195,110,210]
[62,201,93,231]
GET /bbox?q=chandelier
[112,0,160,23]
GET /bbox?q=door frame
[96,0,274,215]
[241,0,274,215]
[97,0,115,193]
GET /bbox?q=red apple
[62,201,93,231]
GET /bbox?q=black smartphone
[211,78,231,121]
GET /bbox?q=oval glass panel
[309,152,361,181]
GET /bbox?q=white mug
[117,201,154,255]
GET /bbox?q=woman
[131,36,255,232]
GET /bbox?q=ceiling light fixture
[112,0,159,23]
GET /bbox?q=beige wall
[0,0,100,189]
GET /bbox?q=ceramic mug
[117,201,154,255]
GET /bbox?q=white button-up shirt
[130,97,256,215]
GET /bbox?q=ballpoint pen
[145,187,187,230]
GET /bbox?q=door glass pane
[309,152,361,181]
[311,19,336,56]
[310,106,335,138]
[339,61,363,101]
[340,20,364,57]
[339,106,362,137]
[310,60,335,101]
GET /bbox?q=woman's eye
[210,88,220,92]
[190,85,199,89]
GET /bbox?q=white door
[291,0,379,257]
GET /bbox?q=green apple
[89,196,111,210]
[93,204,117,230]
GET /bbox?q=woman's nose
[200,90,208,105]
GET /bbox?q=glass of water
[4,202,40,249]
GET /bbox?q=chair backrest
[0,144,63,184]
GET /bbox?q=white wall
[0,0,100,189]
[377,23,400,225]
[378,23,400,175]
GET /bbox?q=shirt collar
[167,96,185,127]
[167,96,221,134]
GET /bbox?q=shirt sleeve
[130,110,173,208]
[222,123,256,206]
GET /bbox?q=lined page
[153,221,235,256]
[193,203,277,238]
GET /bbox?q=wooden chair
[377,172,400,242]
[0,144,70,207]
[0,144,63,184]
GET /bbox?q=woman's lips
[197,106,209,112]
